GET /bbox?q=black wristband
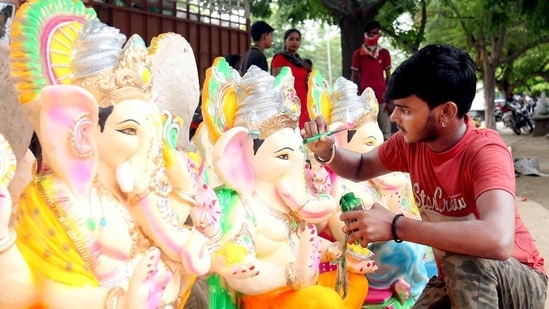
[391,214,404,243]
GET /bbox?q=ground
[499,127,549,210]
[499,128,549,309]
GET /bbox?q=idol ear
[39,85,99,196]
[212,127,255,195]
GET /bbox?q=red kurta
[351,47,391,102]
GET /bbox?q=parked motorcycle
[494,99,505,123]
[495,99,534,135]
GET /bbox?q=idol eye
[117,127,137,135]
[364,141,375,146]
[276,153,289,160]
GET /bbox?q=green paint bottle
[339,192,364,225]
[339,192,364,212]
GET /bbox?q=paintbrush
[302,128,347,145]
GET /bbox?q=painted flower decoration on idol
[201,57,241,143]
[161,110,184,168]
[9,0,97,104]
[307,70,333,122]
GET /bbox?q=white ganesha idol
[307,71,431,308]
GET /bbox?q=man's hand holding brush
[301,116,347,164]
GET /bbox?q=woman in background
[271,28,309,128]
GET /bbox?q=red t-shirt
[351,47,391,103]
[378,116,545,275]
[271,54,309,128]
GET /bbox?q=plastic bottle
[339,192,365,225]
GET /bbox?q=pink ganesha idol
[199,58,375,308]
[307,70,434,308]
[0,0,221,308]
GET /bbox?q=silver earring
[441,122,447,128]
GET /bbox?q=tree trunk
[338,17,367,79]
[482,26,506,130]
[483,63,497,130]
[321,0,387,79]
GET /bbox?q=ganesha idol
[0,0,221,308]
[307,71,432,308]
[197,58,375,308]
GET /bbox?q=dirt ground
[499,127,549,210]
[499,127,549,309]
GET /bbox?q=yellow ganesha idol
[199,58,376,308]
[0,0,221,308]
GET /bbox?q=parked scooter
[495,99,534,135]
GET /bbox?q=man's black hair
[250,21,274,42]
[364,20,381,33]
[384,44,477,118]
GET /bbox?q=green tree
[497,43,549,99]
[250,0,549,128]
[425,0,549,129]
